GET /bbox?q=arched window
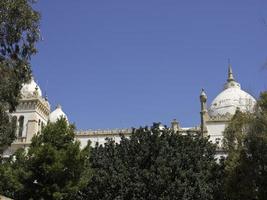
[18,116,24,137]
[11,116,17,126]
[11,115,17,129]
[38,119,41,132]
[41,122,44,131]
[11,116,18,135]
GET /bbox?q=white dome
[21,78,42,97]
[49,105,68,123]
[208,66,256,117]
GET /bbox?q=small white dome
[21,78,42,97]
[49,105,68,123]
[208,66,256,117]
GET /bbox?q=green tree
[1,118,91,200]
[0,148,28,198]
[0,109,17,152]
[80,123,224,200]
[0,0,41,151]
[223,111,255,200]
[223,92,267,200]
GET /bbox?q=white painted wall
[206,121,228,148]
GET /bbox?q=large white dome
[49,105,68,123]
[208,66,256,117]
[21,78,42,97]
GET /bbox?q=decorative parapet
[177,126,201,135]
[16,97,50,117]
[76,126,201,137]
[76,128,133,137]
[207,112,233,122]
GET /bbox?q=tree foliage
[80,124,224,200]
[224,92,267,200]
[223,110,252,181]
[0,108,17,152]
[0,118,91,200]
[0,0,41,150]
[0,0,40,111]
[0,149,28,198]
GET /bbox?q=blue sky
[32,0,267,130]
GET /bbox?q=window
[11,116,18,134]
[11,116,17,126]
[18,116,24,137]
[38,119,41,132]
[41,122,44,131]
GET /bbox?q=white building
[200,65,256,156]
[2,64,256,156]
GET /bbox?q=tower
[171,119,180,132]
[200,88,208,136]
[5,78,51,155]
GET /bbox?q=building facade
[3,65,256,156]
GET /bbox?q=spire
[224,60,241,90]
[227,59,235,82]
[44,92,48,101]
[56,104,62,109]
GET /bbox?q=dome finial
[200,88,207,99]
[227,59,235,82]
[200,88,207,103]
[44,92,48,101]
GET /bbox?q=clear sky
[32,0,267,130]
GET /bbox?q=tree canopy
[0,118,91,200]
[0,0,41,151]
[80,124,224,200]
[223,92,267,200]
